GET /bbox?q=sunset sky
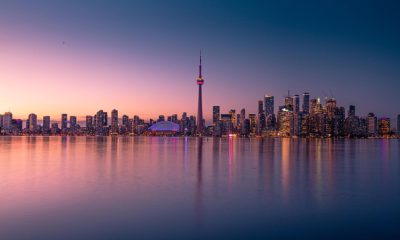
[1,1,399,122]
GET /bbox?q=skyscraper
[367,113,377,136]
[310,99,317,114]
[212,106,220,126]
[86,115,93,133]
[196,52,204,135]
[111,109,118,134]
[240,108,246,135]
[264,95,274,116]
[3,112,13,131]
[302,92,310,114]
[229,109,236,129]
[326,98,337,118]
[70,116,77,129]
[61,114,68,131]
[257,100,263,114]
[293,94,300,114]
[284,91,293,111]
[378,118,390,136]
[43,116,51,133]
[122,115,129,127]
[28,113,37,132]
[348,105,356,117]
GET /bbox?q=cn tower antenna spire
[199,50,202,78]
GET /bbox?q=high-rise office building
[111,109,118,134]
[212,106,220,126]
[28,113,37,132]
[51,123,59,135]
[229,109,236,129]
[240,108,246,135]
[302,92,310,114]
[326,98,337,118]
[264,95,274,116]
[277,108,293,137]
[61,114,68,131]
[310,99,317,114]
[86,115,93,133]
[43,116,51,133]
[367,113,377,136]
[196,52,204,135]
[3,112,13,131]
[95,110,107,135]
[284,91,293,111]
[249,114,256,134]
[171,114,178,123]
[378,118,390,136]
[348,105,356,117]
[70,116,77,130]
[293,94,300,114]
[122,115,129,127]
[258,100,263,114]
[0,114,3,128]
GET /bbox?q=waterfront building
[359,117,368,137]
[302,92,310,114]
[256,113,266,135]
[221,114,233,135]
[277,107,293,137]
[86,115,94,134]
[284,92,293,111]
[51,123,59,135]
[171,114,178,123]
[345,116,360,137]
[149,121,180,136]
[3,112,13,132]
[249,114,256,134]
[70,116,77,130]
[378,118,391,136]
[310,99,317,114]
[43,116,51,134]
[258,100,263,114]
[293,112,302,136]
[293,94,300,114]
[95,110,108,135]
[264,95,274,116]
[326,98,337,118]
[240,108,246,135]
[212,106,220,126]
[348,105,356,117]
[229,109,236,130]
[367,113,377,136]
[61,114,68,131]
[28,113,37,133]
[111,109,118,134]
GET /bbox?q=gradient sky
[1,0,399,122]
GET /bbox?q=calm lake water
[0,136,399,239]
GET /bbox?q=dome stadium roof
[149,121,180,132]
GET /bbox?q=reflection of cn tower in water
[195,138,204,227]
[196,52,204,135]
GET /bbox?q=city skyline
[1,1,400,121]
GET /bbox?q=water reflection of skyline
[0,137,399,239]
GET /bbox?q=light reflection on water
[0,137,399,239]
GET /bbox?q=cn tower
[196,52,204,135]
